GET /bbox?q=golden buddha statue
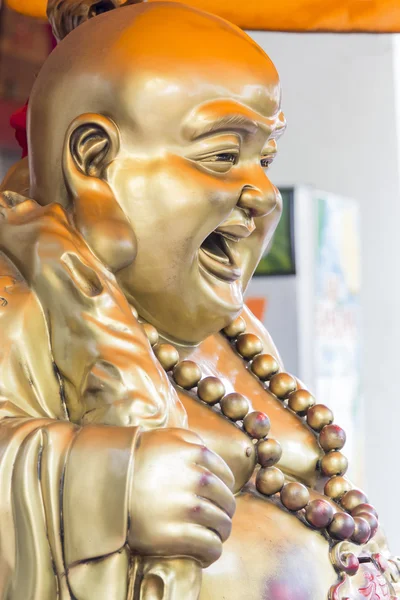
[0,2,399,599]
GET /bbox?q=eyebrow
[183,100,285,141]
[185,114,259,139]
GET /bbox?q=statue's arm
[0,416,139,599]
[0,415,234,599]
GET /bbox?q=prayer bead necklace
[140,313,380,581]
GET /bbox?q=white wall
[249,31,400,550]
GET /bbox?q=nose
[237,184,278,218]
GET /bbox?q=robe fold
[0,193,192,599]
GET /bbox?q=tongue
[201,233,230,264]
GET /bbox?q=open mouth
[198,232,242,282]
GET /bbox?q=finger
[197,446,235,491]
[169,522,223,568]
[195,466,236,518]
[168,427,203,446]
[10,199,37,217]
[188,496,232,543]
[0,191,28,208]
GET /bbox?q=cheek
[109,156,242,243]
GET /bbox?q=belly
[201,487,337,600]
[200,488,396,600]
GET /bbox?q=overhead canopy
[6,0,400,32]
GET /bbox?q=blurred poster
[314,193,363,480]
[254,188,296,277]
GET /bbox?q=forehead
[119,57,282,142]
[108,6,282,139]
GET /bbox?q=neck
[136,313,200,360]
[157,331,199,360]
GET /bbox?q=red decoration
[9,102,28,158]
[359,571,390,599]
[7,24,55,159]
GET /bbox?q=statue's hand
[129,427,235,567]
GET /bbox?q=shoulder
[0,158,30,197]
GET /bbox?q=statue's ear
[67,113,118,183]
[63,114,137,273]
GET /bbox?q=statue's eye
[198,150,239,173]
[211,152,238,163]
[260,156,274,169]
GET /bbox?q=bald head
[27,1,285,342]
[28,1,279,204]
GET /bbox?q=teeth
[218,232,239,243]
[201,233,230,265]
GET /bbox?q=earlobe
[63,113,137,273]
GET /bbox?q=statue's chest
[177,332,323,489]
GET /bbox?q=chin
[162,286,244,346]
[192,269,243,339]
[196,232,258,327]
[175,310,242,345]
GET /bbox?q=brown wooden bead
[324,476,352,501]
[306,404,334,431]
[328,512,355,540]
[243,411,271,439]
[280,482,310,511]
[352,516,371,545]
[223,316,246,338]
[197,377,225,405]
[288,389,315,415]
[351,503,378,520]
[356,512,378,539]
[305,499,334,529]
[257,438,282,467]
[173,361,202,390]
[154,343,179,371]
[256,466,285,496]
[236,333,263,360]
[320,452,348,477]
[143,323,159,347]
[269,373,297,400]
[319,424,346,452]
[220,393,250,421]
[341,489,368,512]
[251,354,279,381]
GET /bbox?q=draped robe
[2,191,399,600]
[0,191,192,599]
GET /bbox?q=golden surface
[0,2,399,599]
